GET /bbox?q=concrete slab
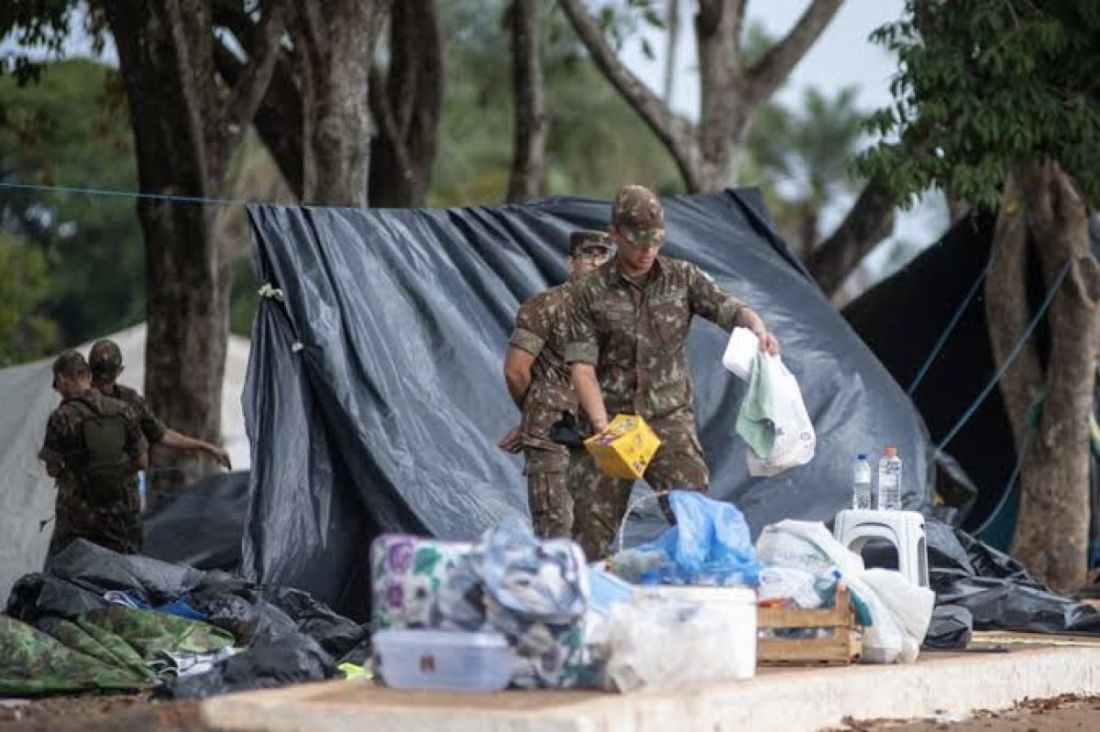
[201,636,1100,732]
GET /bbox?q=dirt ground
[0,693,213,732]
[828,694,1100,731]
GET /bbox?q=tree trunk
[984,174,1042,450]
[369,0,443,207]
[104,0,282,484]
[1009,163,1100,592]
[694,0,746,190]
[291,1,388,207]
[662,0,680,105]
[807,177,896,296]
[507,0,548,202]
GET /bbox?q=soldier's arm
[564,284,609,433]
[504,298,548,408]
[158,429,232,469]
[686,263,780,355]
[38,413,67,478]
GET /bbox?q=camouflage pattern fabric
[510,283,585,539]
[100,382,168,445]
[570,413,708,559]
[0,606,234,696]
[77,605,233,661]
[612,184,667,246]
[565,255,744,420]
[0,616,154,696]
[39,390,147,557]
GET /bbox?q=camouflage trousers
[571,414,708,560]
[524,443,598,541]
[48,508,143,561]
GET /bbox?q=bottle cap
[884,446,898,457]
[857,454,867,460]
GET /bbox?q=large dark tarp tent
[242,189,933,617]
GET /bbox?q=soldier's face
[612,226,662,274]
[568,246,611,278]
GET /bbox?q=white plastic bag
[745,355,816,477]
[721,327,759,381]
[755,520,934,664]
[600,596,746,692]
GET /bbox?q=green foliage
[0,233,59,366]
[857,0,1100,210]
[430,0,680,205]
[0,59,144,350]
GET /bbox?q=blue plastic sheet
[615,492,760,586]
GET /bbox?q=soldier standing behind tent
[39,350,148,558]
[501,230,614,539]
[88,339,232,470]
[566,184,780,558]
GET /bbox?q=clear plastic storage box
[373,629,513,692]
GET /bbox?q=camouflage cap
[52,349,90,384]
[611,184,666,246]
[89,339,123,378]
[568,229,613,256]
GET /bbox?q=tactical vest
[68,396,132,507]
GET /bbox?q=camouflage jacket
[39,391,147,517]
[565,255,744,420]
[509,283,579,443]
[100,383,167,446]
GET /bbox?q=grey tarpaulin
[242,189,933,616]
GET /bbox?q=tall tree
[98,0,284,482]
[860,0,1100,590]
[507,0,548,201]
[556,0,842,192]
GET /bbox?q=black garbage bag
[922,604,973,650]
[165,630,335,700]
[48,539,207,604]
[927,518,1100,633]
[261,586,368,658]
[6,573,108,623]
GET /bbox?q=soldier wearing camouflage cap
[89,339,231,470]
[39,350,149,557]
[564,184,780,559]
[499,229,613,539]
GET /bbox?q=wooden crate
[757,582,862,666]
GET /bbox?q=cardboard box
[584,414,661,480]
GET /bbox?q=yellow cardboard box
[584,414,662,480]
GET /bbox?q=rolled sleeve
[564,341,599,365]
[508,327,545,357]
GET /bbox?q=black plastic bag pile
[5,540,369,699]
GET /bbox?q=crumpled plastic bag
[436,524,588,689]
[756,520,934,664]
[735,352,816,477]
[608,491,759,587]
[596,595,748,692]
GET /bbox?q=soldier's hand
[498,426,523,453]
[759,330,781,356]
[210,446,232,470]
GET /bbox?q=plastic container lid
[884,446,898,457]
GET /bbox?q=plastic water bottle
[137,470,147,513]
[852,454,872,510]
[877,447,903,511]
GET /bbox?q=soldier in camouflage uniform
[501,230,614,539]
[565,184,780,558]
[39,350,149,558]
[89,339,232,469]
